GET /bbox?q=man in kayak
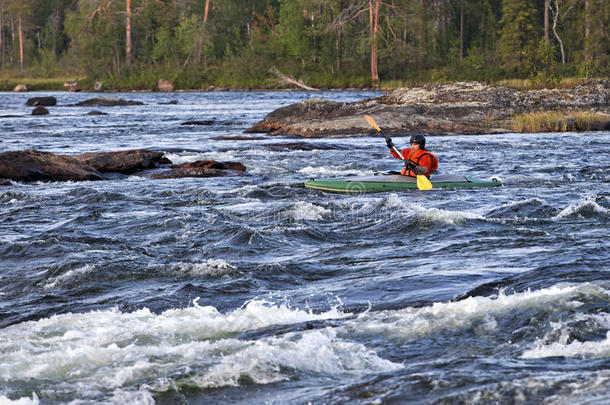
[386,134,438,177]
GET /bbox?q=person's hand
[385,136,394,149]
[404,160,416,170]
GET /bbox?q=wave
[43,264,97,290]
[0,300,393,402]
[342,283,608,341]
[171,259,237,277]
[522,312,610,359]
[555,194,608,219]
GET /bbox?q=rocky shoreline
[247,81,610,137]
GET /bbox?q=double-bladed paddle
[364,115,433,191]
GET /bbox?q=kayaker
[386,134,438,177]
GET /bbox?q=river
[0,90,609,404]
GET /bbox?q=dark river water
[0,91,609,404]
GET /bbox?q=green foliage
[0,0,606,90]
[498,0,541,76]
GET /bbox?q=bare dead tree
[549,0,578,64]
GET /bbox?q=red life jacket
[392,148,438,177]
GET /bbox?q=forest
[0,0,608,90]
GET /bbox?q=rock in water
[0,150,103,182]
[74,150,171,174]
[247,81,610,136]
[26,97,57,106]
[75,97,144,107]
[32,106,49,116]
[152,159,246,179]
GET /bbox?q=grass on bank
[512,111,610,132]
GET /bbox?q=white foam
[173,259,236,277]
[0,393,39,405]
[522,313,610,359]
[43,264,97,290]
[343,284,596,340]
[556,194,608,219]
[190,328,402,388]
[522,331,610,359]
[298,165,369,177]
[290,201,330,221]
[0,300,399,401]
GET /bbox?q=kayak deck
[304,174,501,193]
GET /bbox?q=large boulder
[74,149,171,174]
[0,178,11,186]
[152,159,246,179]
[0,150,103,182]
[75,97,144,107]
[64,81,80,91]
[158,79,174,92]
[247,80,610,136]
[26,97,57,106]
[13,84,28,92]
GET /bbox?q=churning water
[0,90,609,404]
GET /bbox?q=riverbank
[1,74,605,93]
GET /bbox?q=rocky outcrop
[26,97,57,106]
[158,79,174,92]
[75,97,144,107]
[151,159,246,179]
[0,150,103,182]
[247,80,610,136]
[32,106,49,116]
[64,81,80,91]
[74,149,171,174]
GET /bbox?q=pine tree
[498,0,541,75]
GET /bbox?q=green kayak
[305,173,501,194]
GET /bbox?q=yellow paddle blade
[416,175,433,191]
[364,115,381,132]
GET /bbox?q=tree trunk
[551,0,565,64]
[203,0,210,27]
[370,0,379,82]
[584,0,589,38]
[18,14,23,74]
[126,0,133,67]
[0,0,4,70]
[459,0,464,61]
[544,0,549,41]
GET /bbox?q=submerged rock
[26,97,57,107]
[152,159,246,179]
[87,110,106,115]
[75,97,144,107]
[74,149,171,174]
[264,142,341,151]
[247,80,610,136]
[0,150,103,182]
[32,106,49,116]
[181,120,215,126]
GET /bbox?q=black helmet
[410,134,426,149]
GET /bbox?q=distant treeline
[0,0,608,89]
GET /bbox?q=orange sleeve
[390,148,410,160]
[418,154,433,176]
